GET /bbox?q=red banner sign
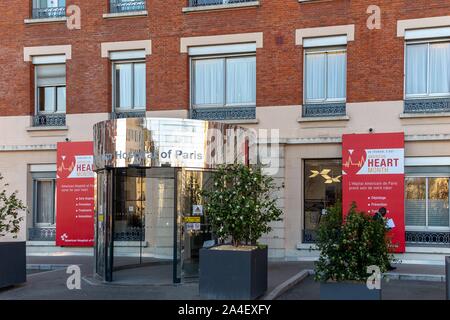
[56,141,95,247]
[342,132,405,253]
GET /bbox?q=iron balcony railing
[110,0,147,13]
[112,110,146,119]
[28,227,56,241]
[189,0,255,6]
[32,7,66,19]
[33,113,66,127]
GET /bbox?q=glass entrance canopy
[93,118,254,283]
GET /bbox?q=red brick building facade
[1,1,450,261]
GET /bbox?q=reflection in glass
[428,178,449,227]
[405,177,426,226]
[303,159,342,243]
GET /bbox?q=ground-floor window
[303,159,342,243]
[29,172,56,241]
[405,175,450,245]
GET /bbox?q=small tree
[315,202,393,282]
[0,174,26,239]
[201,164,283,247]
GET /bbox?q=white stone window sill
[296,242,319,250]
[400,112,450,119]
[103,10,148,19]
[24,17,67,24]
[27,241,56,247]
[182,1,260,13]
[218,119,259,125]
[297,115,350,123]
[298,0,328,3]
[27,126,69,132]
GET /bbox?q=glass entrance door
[95,167,214,283]
[112,168,145,269]
[177,169,215,281]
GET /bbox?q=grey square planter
[320,281,381,300]
[0,242,26,289]
[199,246,267,300]
[446,256,450,300]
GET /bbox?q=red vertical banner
[56,141,95,247]
[342,133,405,253]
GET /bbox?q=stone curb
[262,270,446,300]
[384,273,445,282]
[262,269,314,300]
[27,264,72,270]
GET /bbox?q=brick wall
[0,0,449,116]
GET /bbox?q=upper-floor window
[32,0,66,19]
[304,47,347,104]
[113,61,146,112]
[189,0,255,7]
[36,64,66,114]
[110,0,146,13]
[191,54,256,108]
[406,40,450,99]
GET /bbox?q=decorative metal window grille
[404,98,450,113]
[32,7,66,19]
[33,114,66,127]
[406,231,450,245]
[112,111,146,119]
[302,103,346,117]
[28,227,56,241]
[191,106,256,121]
[110,0,146,13]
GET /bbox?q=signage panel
[56,142,95,247]
[342,133,405,253]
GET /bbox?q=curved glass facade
[93,118,253,283]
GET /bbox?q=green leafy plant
[315,202,393,282]
[201,164,283,247]
[0,174,26,238]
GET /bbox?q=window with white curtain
[405,176,450,230]
[113,61,146,111]
[35,64,66,114]
[304,48,347,103]
[192,55,256,107]
[33,178,56,227]
[406,40,450,98]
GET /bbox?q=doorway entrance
[95,167,215,284]
[92,117,253,284]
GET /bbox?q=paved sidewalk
[277,263,447,300]
[0,257,446,300]
[277,276,446,300]
[0,256,312,300]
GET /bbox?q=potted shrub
[0,173,27,289]
[199,164,283,300]
[315,203,393,300]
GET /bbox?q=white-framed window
[191,53,256,108]
[405,39,450,99]
[32,0,66,19]
[35,64,66,114]
[32,175,56,228]
[405,176,450,231]
[304,47,347,104]
[112,61,146,111]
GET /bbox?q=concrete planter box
[0,242,26,289]
[320,281,381,300]
[199,246,267,300]
[446,256,450,300]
